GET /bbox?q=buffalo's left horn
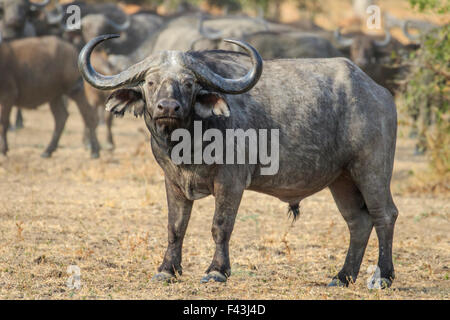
[374,28,392,47]
[28,0,50,9]
[184,39,263,94]
[78,34,158,90]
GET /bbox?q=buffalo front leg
[201,180,244,283]
[0,104,13,155]
[41,97,69,158]
[152,179,193,282]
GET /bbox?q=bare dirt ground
[0,103,448,300]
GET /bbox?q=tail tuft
[288,203,300,221]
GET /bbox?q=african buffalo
[334,28,408,94]
[0,0,50,129]
[0,33,100,158]
[79,35,398,288]
[0,0,49,39]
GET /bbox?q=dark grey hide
[79,36,399,288]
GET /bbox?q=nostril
[157,105,163,110]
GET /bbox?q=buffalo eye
[183,81,193,89]
[148,81,154,86]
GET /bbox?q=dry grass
[0,104,448,300]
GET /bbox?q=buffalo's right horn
[334,28,354,47]
[402,20,420,41]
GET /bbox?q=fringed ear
[194,91,230,118]
[105,88,145,117]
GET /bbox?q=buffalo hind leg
[153,179,193,282]
[82,110,114,151]
[0,103,13,155]
[328,172,373,287]
[15,109,24,130]
[201,177,245,283]
[69,89,100,158]
[350,160,398,288]
[9,108,24,131]
[42,97,69,158]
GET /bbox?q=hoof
[327,278,347,287]
[104,142,115,151]
[41,151,52,158]
[201,271,227,283]
[90,152,100,159]
[379,278,392,289]
[151,272,176,283]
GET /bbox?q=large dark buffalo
[333,28,416,94]
[0,0,49,39]
[0,33,100,158]
[79,35,398,288]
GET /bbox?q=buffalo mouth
[154,116,182,127]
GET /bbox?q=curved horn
[402,20,420,41]
[28,0,50,9]
[334,28,354,47]
[105,15,131,32]
[374,28,392,47]
[78,34,157,90]
[197,14,223,41]
[184,39,263,94]
[46,4,64,25]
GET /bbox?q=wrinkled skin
[81,41,398,287]
[0,36,100,158]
